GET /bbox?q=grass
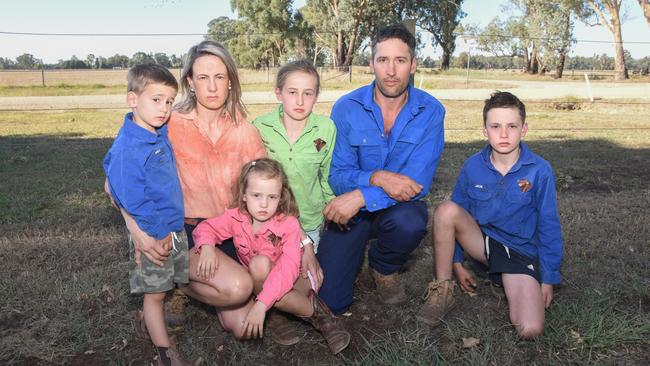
[0,97,648,365]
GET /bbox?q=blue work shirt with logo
[328,81,445,212]
[103,113,184,240]
[451,143,563,285]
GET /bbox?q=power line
[2,29,650,45]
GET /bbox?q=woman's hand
[197,245,219,280]
[453,262,477,293]
[241,301,267,339]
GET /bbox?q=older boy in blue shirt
[103,64,189,365]
[417,91,562,339]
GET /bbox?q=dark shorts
[184,219,239,262]
[478,234,541,286]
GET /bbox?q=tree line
[2,1,649,80]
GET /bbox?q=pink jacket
[193,208,302,308]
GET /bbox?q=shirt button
[289,148,292,152]
[289,157,292,161]
[372,203,377,207]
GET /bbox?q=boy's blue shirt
[451,143,563,284]
[103,112,184,240]
[328,81,445,212]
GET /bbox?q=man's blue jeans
[316,200,428,314]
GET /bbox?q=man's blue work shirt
[451,143,563,284]
[328,82,445,212]
[103,113,184,240]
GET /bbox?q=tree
[15,53,38,69]
[230,0,294,66]
[206,16,238,45]
[107,54,129,69]
[413,0,466,70]
[639,1,650,26]
[0,57,16,69]
[302,0,369,67]
[86,54,96,69]
[580,0,628,80]
[129,52,156,67]
[153,53,171,67]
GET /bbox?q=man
[316,24,445,314]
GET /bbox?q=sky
[1,0,649,64]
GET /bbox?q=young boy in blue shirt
[103,64,189,365]
[417,91,563,339]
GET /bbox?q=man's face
[370,38,416,99]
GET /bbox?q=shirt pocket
[391,128,423,158]
[349,129,382,169]
[467,187,493,223]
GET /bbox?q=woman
[170,41,323,339]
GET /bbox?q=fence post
[583,73,594,102]
[466,48,471,88]
[266,66,270,83]
[40,59,45,87]
[348,66,352,83]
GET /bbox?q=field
[0,72,649,365]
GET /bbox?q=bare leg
[274,277,313,317]
[183,248,253,307]
[143,292,170,347]
[433,201,487,280]
[502,273,545,339]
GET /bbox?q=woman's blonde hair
[235,158,299,219]
[175,40,246,124]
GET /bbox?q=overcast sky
[1,0,648,64]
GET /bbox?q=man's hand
[370,170,422,202]
[323,190,365,225]
[541,284,553,308]
[453,262,477,293]
[301,243,323,291]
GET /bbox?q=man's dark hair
[371,23,416,59]
[483,91,526,126]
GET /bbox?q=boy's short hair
[371,23,416,60]
[127,63,178,94]
[483,91,526,126]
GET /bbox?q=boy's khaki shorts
[128,231,189,294]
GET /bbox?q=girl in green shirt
[252,60,336,255]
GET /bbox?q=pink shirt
[168,110,267,219]
[193,208,302,308]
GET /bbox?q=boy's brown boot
[301,292,351,355]
[165,289,188,326]
[415,279,456,327]
[155,345,190,366]
[370,268,407,305]
[268,310,301,346]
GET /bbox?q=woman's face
[187,54,230,111]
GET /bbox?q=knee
[433,200,461,224]
[515,321,544,339]
[385,204,428,237]
[248,255,272,281]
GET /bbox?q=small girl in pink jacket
[192,158,350,354]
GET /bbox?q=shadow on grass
[0,134,648,365]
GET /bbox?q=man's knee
[383,202,428,237]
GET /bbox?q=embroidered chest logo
[267,232,282,247]
[313,138,326,152]
[473,184,484,189]
[517,178,533,193]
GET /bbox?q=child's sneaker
[415,279,456,327]
[155,345,190,366]
[301,291,350,354]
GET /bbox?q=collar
[228,208,288,236]
[353,81,424,116]
[123,112,164,143]
[481,142,536,173]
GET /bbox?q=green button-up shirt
[252,105,336,232]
